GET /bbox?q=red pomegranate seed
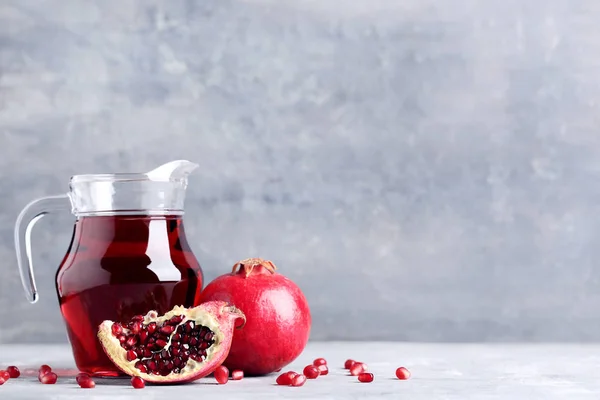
[303,365,319,379]
[231,370,244,380]
[39,365,52,376]
[0,371,9,381]
[276,371,298,386]
[0,377,5,385]
[76,373,90,384]
[78,377,96,388]
[6,366,20,378]
[317,364,329,376]
[313,358,327,367]
[292,374,307,387]
[396,367,411,380]
[147,322,157,334]
[159,325,176,335]
[111,323,123,336]
[358,372,374,383]
[40,372,58,384]
[126,350,137,362]
[125,336,138,348]
[131,376,145,389]
[344,359,356,369]
[214,365,229,384]
[350,363,364,376]
[131,321,143,334]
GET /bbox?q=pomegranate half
[97,301,245,384]
[200,258,311,376]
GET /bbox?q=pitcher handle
[14,194,72,303]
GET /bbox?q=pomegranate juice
[56,215,203,376]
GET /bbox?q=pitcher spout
[145,160,199,182]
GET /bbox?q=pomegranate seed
[317,364,329,376]
[40,372,58,384]
[131,321,143,334]
[231,370,244,380]
[350,363,364,376]
[147,322,157,334]
[131,376,145,389]
[39,365,52,375]
[344,359,356,369]
[358,372,374,383]
[292,374,307,387]
[7,366,20,378]
[155,339,168,348]
[276,371,298,385]
[159,325,176,335]
[76,373,90,384]
[396,367,411,380]
[303,365,319,379]
[126,336,138,348]
[134,361,148,374]
[313,358,327,366]
[0,377,5,385]
[0,371,9,381]
[78,377,96,388]
[126,350,137,361]
[214,365,229,384]
[111,323,123,336]
[132,315,144,322]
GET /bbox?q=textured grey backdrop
[1,0,600,343]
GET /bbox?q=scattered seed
[292,374,307,387]
[344,359,356,369]
[303,365,319,379]
[231,370,244,380]
[76,373,90,384]
[313,358,327,367]
[214,365,229,384]
[39,365,52,376]
[38,365,53,382]
[358,372,374,383]
[276,371,298,386]
[131,376,145,389]
[6,366,20,378]
[350,363,364,376]
[395,367,411,380]
[40,372,58,384]
[317,364,329,376]
[0,371,9,381]
[78,377,96,388]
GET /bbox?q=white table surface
[0,342,598,399]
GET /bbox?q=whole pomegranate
[199,258,311,376]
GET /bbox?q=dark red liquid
[56,215,203,376]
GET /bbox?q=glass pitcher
[14,160,204,376]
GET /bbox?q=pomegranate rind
[97,301,245,384]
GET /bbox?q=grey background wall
[1,0,600,343]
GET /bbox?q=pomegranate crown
[232,258,277,277]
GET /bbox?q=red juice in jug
[56,214,203,376]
